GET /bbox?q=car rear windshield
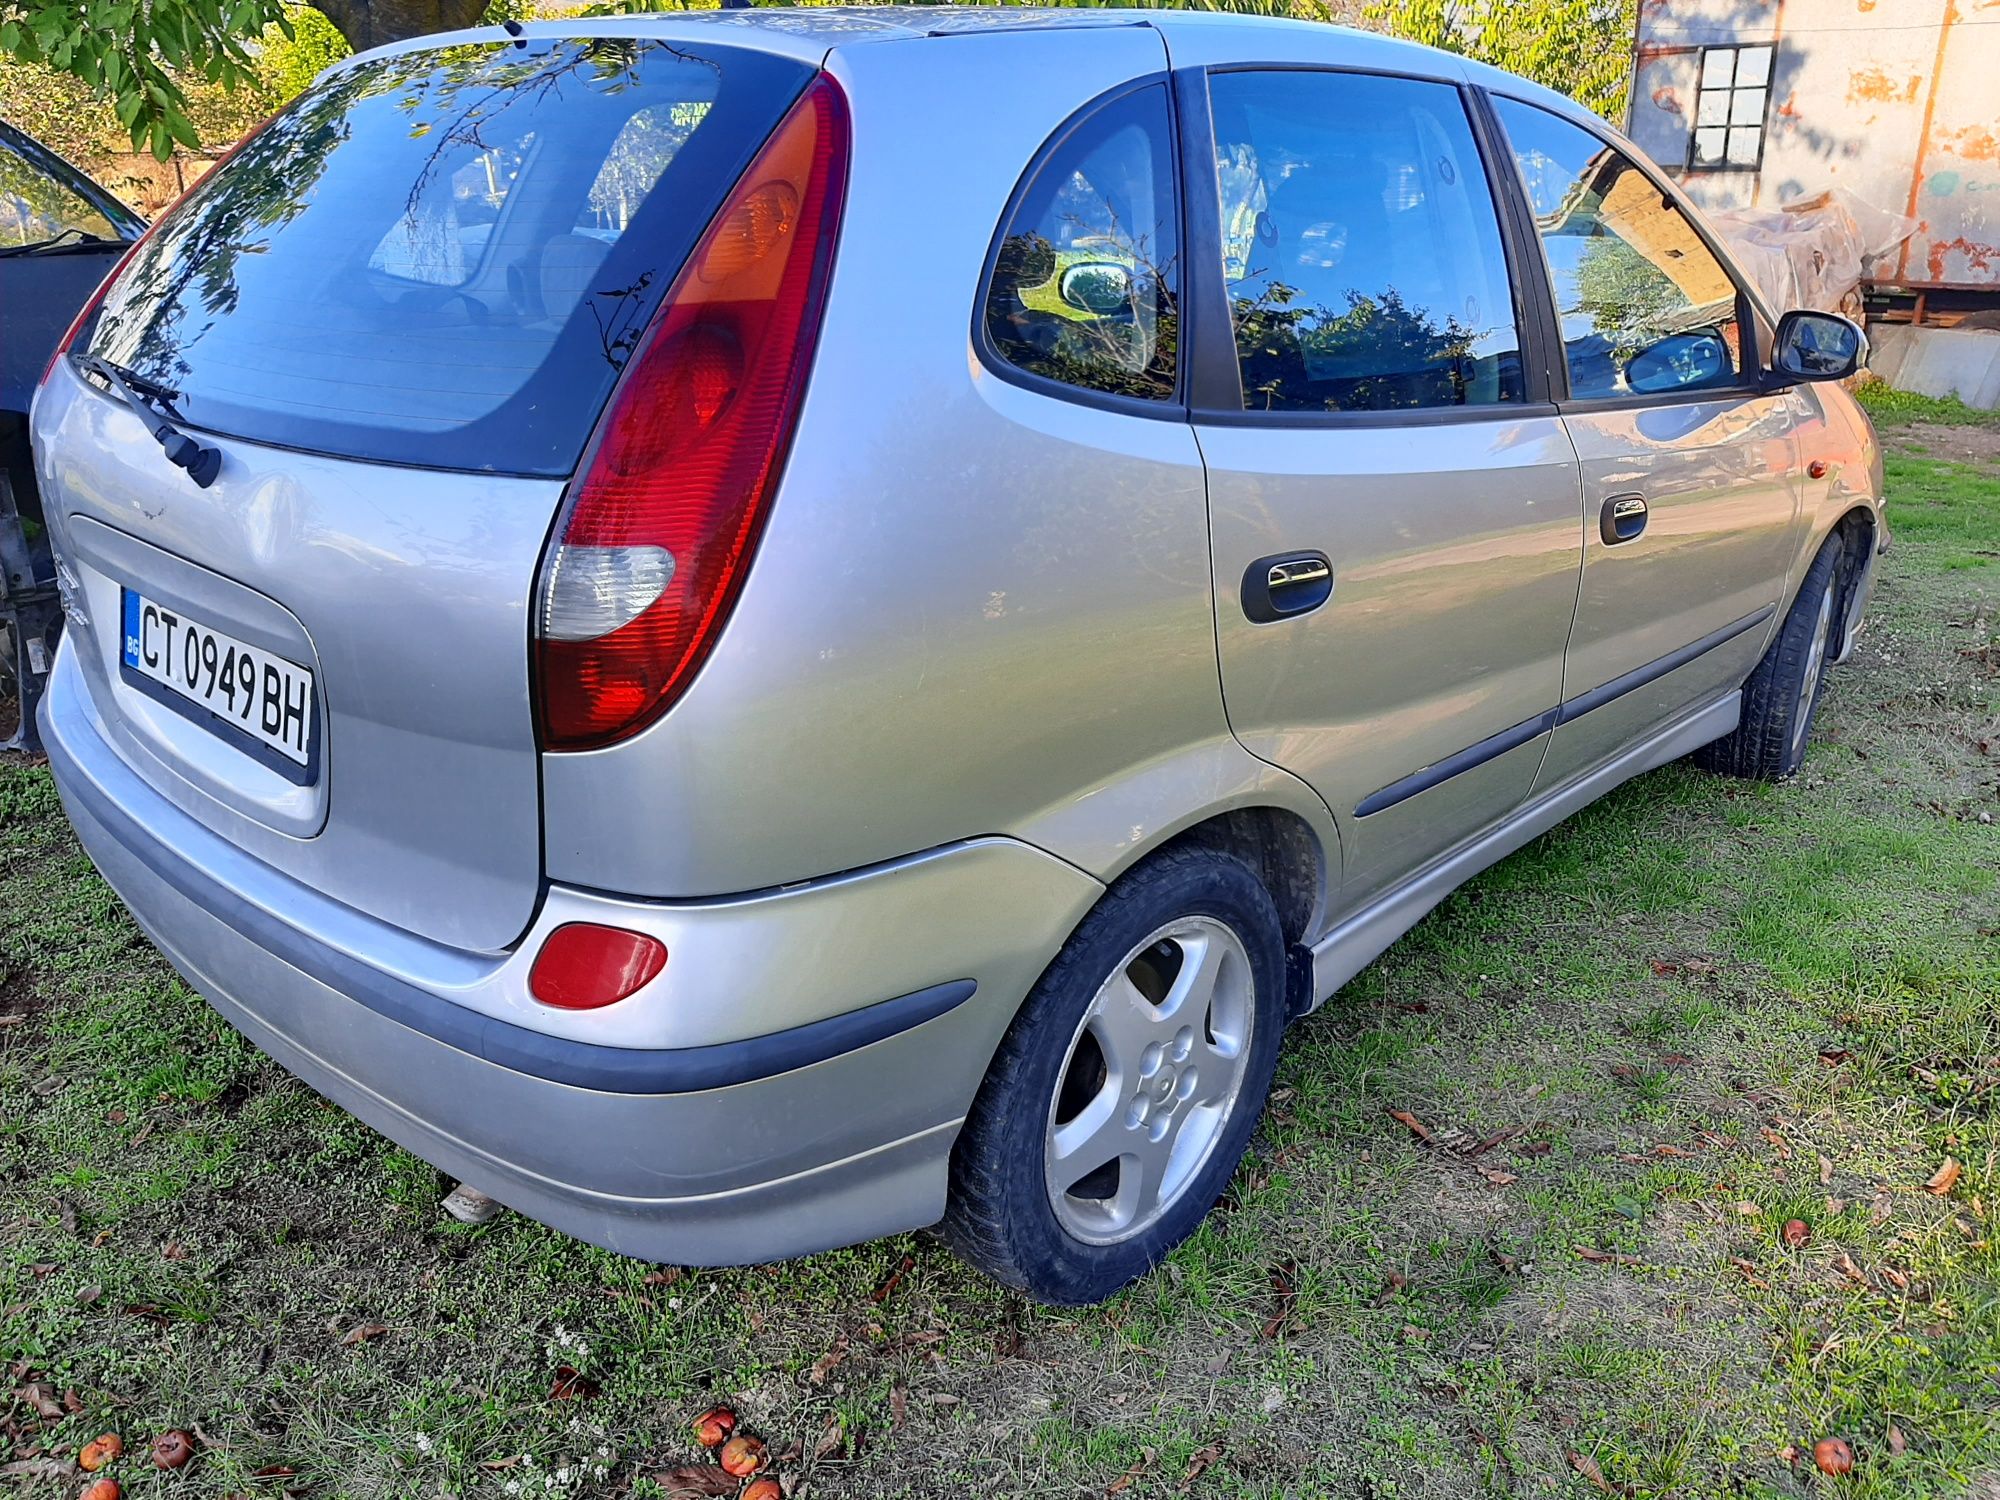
[84,36,812,477]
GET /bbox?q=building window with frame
[1690,44,1773,170]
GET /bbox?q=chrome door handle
[1266,557,1331,591]
[1242,550,1334,623]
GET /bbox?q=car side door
[1482,94,1805,794]
[1183,55,1585,908]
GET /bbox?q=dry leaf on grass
[548,1366,600,1401]
[870,1254,916,1304]
[1925,1158,1963,1196]
[1574,1246,1642,1267]
[1887,1424,1907,1455]
[1466,1125,1525,1157]
[814,1414,846,1461]
[889,1385,907,1431]
[807,1336,850,1386]
[1476,1165,1518,1186]
[1105,1447,1156,1495]
[1260,1260,1299,1340]
[1374,1271,1408,1306]
[1567,1449,1633,1497]
[1730,1257,1770,1289]
[341,1323,389,1346]
[1179,1443,1223,1491]
[13,1381,63,1420]
[0,1458,69,1483]
[653,1465,740,1497]
[1387,1108,1433,1144]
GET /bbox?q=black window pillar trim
[1172,64,1244,415]
[1463,84,1565,408]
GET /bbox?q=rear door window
[1491,97,1747,401]
[981,84,1181,403]
[83,38,812,477]
[1207,69,1526,414]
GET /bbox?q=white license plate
[121,589,316,771]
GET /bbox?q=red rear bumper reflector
[529,923,667,1009]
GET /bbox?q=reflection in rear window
[85,38,809,476]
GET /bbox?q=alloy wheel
[1043,916,1257,1245]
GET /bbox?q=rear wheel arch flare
[1150,805,1326,951]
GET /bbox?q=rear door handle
[1600,494,1648,545]
[1242,551,1334,623]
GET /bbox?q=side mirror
[1772,309,1867,383]
[1059,260,1134,316]
[1626,331,1730,395]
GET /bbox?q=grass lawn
[2,402,1996,1499]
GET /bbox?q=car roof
[335,5,1594,132]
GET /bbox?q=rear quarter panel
[542,26,1329,899]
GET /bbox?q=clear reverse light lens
[541,544,676,642]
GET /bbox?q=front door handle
[1242,550,1334,623]
[1600,494,1649,545]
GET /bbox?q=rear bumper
[40,647,1102,1264]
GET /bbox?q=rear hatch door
[34,30,815,951]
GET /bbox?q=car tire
[941,846,1286,1305]
[1694,532,1845,782]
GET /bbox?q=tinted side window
[0,138,125,249]
[1208,70,1524,414]
[983,85,1180,402]
[1492,97,1746,401]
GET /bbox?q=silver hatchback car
[32,7,1884,1303]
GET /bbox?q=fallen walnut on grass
[718,1434,767,1478]
[1813,1438,1854,1476]
[150,1431,194,1471]
[691,1406,736,1449]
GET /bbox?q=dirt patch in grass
[0,425,1994,1499]
[1899,419,2000,467]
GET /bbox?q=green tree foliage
[0,0,291,159]
[261,3,351,100]
[0,0,486,161]
[1359,0,1636,118]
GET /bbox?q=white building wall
[1627,0,1998,288]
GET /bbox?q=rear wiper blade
[71,354,221,488]
[0,228,123,258]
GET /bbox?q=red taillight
[535,75,850,751]
[529,923,667,1009]
[39,114,278,391]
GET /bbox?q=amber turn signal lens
[698,180,800,284]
